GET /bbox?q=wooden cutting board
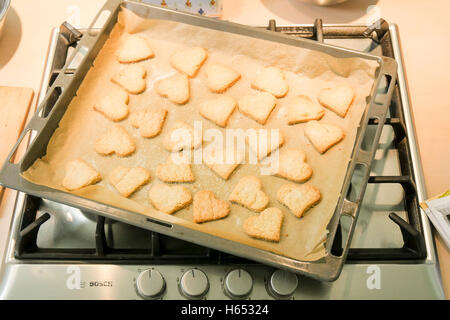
[0,86,34,198]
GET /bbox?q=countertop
[0,0,449,299]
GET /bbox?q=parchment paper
[23,8,377,261]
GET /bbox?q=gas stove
[0,18,445,300]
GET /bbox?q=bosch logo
[89,281,113,287]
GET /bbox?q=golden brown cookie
[94,125,136,157]
[193,190,230,223]
[130,108,167,138]
[251,66,288,98]
[109,166,151,197]
[243,207,284,242]
[304,120,345,154]
[170,46,208,78]
[229,176,269,212]
[277,183,321,218]
[317,85,355,118]
[148,183,192,214]
[62,159,101,191]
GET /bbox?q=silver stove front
[0,23,445,300]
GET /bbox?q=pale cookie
[93,89,129,122]
[170,46,208,78]
[111,64,147,94]
[243,208,284,242]
[116,35,154,63]
[156,155,195,183]
[109,166,151,197]
[199,95,236,127]
[203,145,244,180]
[148,184,192,214]
[251,66,288,98]
[287,95,325,124]
[273,148,313,183]
[95,125,136,157]
[229,176,269,212]
[193,190,230,223]
[62,159,101,191]
[155,73,190,104]
[304,120,345,154]
[130,108,167,138]
[205,63,241,93]
[163,121,202,152]
[318,85,355,118]
[238,91,277,125]
[246,129,284,161]
[277,184,321,218]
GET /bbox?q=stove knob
[136,269,166,299]
[179,269,209,299]
[267,269,298,299]
[224,268,253,299]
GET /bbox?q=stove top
[0,18,444,300]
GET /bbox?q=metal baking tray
[0,0,397,281]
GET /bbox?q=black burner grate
[14,19,426,263]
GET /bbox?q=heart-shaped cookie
[252,66,289,98]
[246,129,284,161]
[156,155,195,183]
[148,183,192,214]
[229,176,269,212]
[318,85,355,118]
[243,207,284,242]
[238,91,277,125]
[277,183,321,218]
[193,190,230,223]
[93,88,129,122]
[273,148,313,183]
[116,35,154,63]
[199,95,236,127]
[170,46,208,78]
[109,166,151,197]
[155,73,190,104]
[130,108,167,138]
[203,144,244,180]
[111,64,147,94]
[287,95,325,125]
[163,121,202,152]
[95,125,136,157]
[205,63,241,93]
[62,159,101,191]
[304,120,344,154]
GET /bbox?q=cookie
[199,95,236,127]
[130,108,167,138]
[205,63,241,93]
[95,125,136,157]
[273,148,313,183]
[277,183,321,218]
[318,85,355,118]
[93,89,129,122]
[148,183,192,214]
[116,35,154,63]
[304,120,345,154]
[111,64,147,94]
[243,208,284,242]
[163,121,202,152]
[203,144,244,180]
[246,129,284,161]
[287,95,325,124]
[156,155,195,183]
[109,166,151,197]
[193,190,230,223]
[154,73,190,104]
[238,91,277,125]
[170,46,208,78]
[62,159,101,191]
[229,176,269,212]
[251,66,288,98]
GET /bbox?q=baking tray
[0,0,397,281]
